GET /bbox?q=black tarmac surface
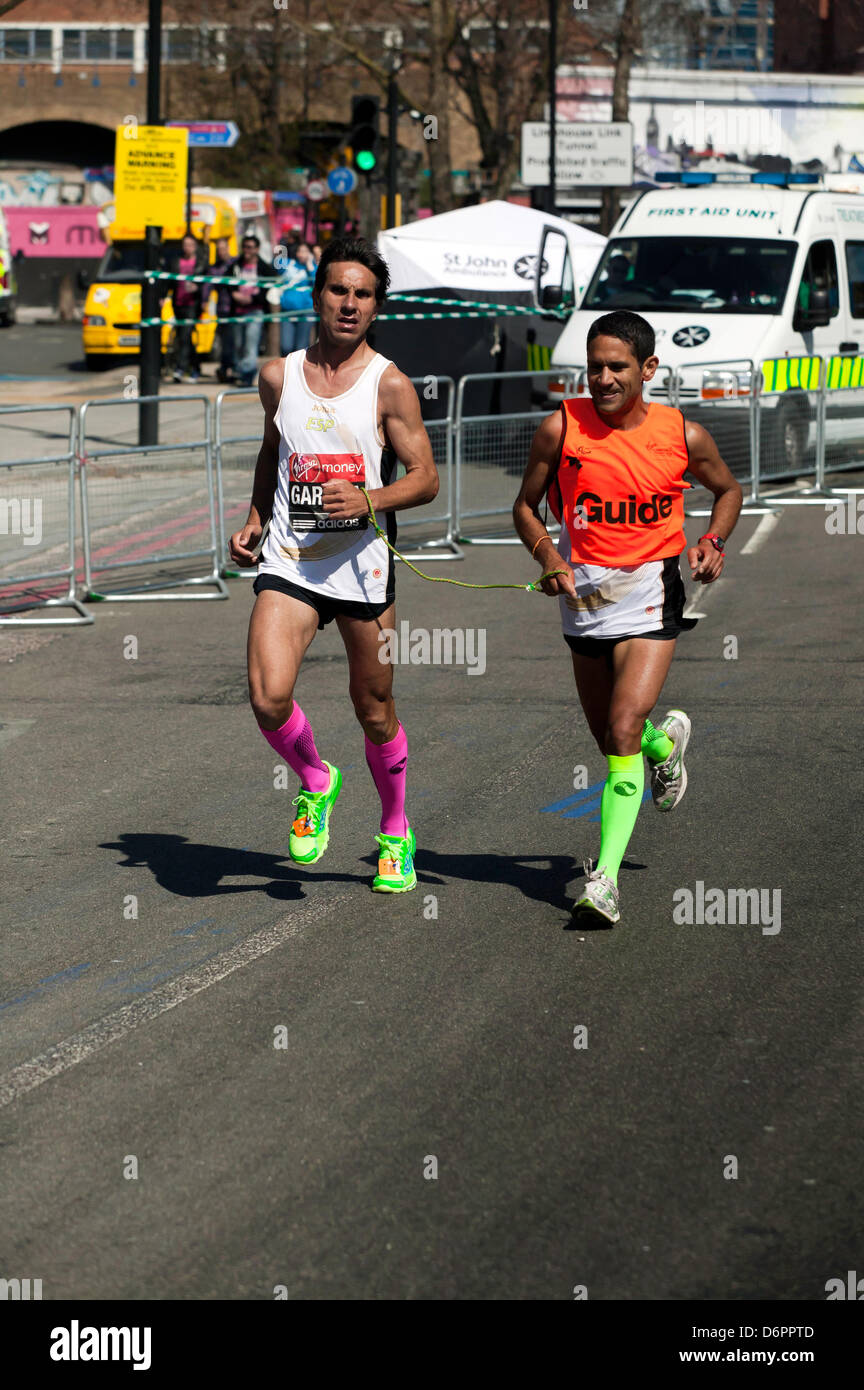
[1,486,861,1300]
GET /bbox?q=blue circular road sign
[328,166,358,196]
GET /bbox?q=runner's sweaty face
[586,334,655,416]
[314,261,379,345]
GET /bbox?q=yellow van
[82,194,237,368]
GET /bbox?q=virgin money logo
[291,454,321,482]
[289,452,365,484]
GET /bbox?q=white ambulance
[535,173,864,474]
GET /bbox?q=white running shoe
[572,859,620,925]
[650,708,691,812]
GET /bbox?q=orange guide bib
[549,399,691,566]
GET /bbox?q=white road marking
[740,509,782,555]
[0,890,353,1110]
[685,508,782,616]
[683,577,724,620]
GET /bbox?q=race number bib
[286,449,368,533]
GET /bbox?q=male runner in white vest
[229,237,438,892]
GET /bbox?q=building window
[0,29,56,62]
[115,30,135,61]
[62,29,84,62]
[0,29,34,59]
[83,30,112,61]
[702,0,774,72]
[162,28,205,63]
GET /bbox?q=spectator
[211,235,236,383]
[165,233,208,382]
[278,241,316,356]
[230,234,274,388]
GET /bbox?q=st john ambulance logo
[672,324,710,348]
[513,254,548,279]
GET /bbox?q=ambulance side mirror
[794,286,830,331]
[540,285,563,309]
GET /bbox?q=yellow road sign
[113,125,188,236]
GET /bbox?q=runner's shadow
[362,848,580,912]
[100,833,367,901]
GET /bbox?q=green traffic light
[356,150,376,172]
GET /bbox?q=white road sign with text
[521,122,633,188]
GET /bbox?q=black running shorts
[253,573,394,629]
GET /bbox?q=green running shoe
[289,762,342,864]
[372,827,417,893]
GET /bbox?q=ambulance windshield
[584,237,796,314]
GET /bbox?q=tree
[601,0,641,233]
[449,1,553,200]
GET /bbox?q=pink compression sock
[365,724,409,835]
[260,702,330,793]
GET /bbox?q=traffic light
[350,95,380,174]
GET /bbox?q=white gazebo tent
[378,199,605,300]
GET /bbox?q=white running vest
[259,348,396,603]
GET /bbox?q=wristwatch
[698,533,725,553]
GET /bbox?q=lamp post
[139,0,162,446]
[385,31,403,231]
[547,0,557,214]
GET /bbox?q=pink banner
[5,206,104,260]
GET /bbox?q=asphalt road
[0,321,111,381]
[0,488,861,1300]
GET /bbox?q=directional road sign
[165,120,240,148]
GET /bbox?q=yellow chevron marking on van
[762,357,820,393]
[826,355,864,390]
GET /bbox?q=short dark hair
[314,236,389,304]
[241,234,260,248]
[587,310,655,365]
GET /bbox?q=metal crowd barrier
[79,395,228,601]
[7,349,864,636]
[0,403,92,627]
[820,354,864,488]
[661,357,760,510]
[213,386,261,578]
[751,355,823,503]
[453,368,577,543]
[520,357,845,516]
[398,375,461,560]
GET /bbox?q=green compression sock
[597,754,645,887]
[642,717,674,763]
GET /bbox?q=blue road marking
[174,918,216,937]
[541,782,653,822]
[0,962,91,1014]
[540,781,606,814]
